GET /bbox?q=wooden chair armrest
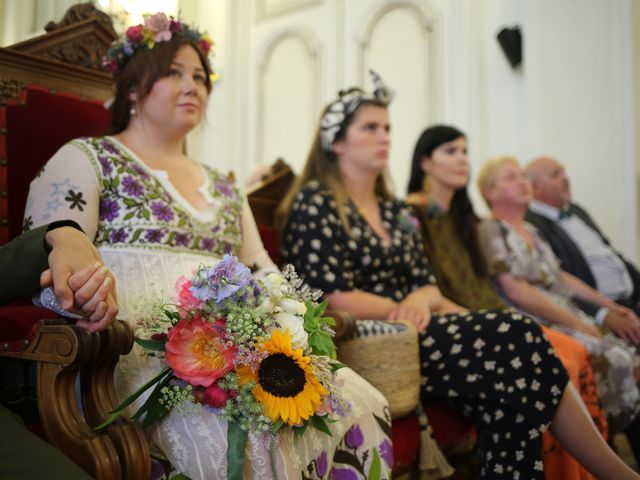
[0,319,121,478]
[0,319,151,479]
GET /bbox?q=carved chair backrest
[0,3,116,244]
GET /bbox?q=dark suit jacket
[0,225,50,304]
[526,203,640,308]
[0,223,92,479]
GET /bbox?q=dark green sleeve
[0,406,91,479]
[0,225,50,305]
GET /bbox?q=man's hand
[603,305,640,345]
[40,226,118,332]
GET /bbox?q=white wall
[473,0,636,260]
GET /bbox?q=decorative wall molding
[256,0,322,22]
[256,28,321,165]
[356,0,442,120]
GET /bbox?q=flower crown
[102,12,218,80]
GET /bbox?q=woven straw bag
[337,320,420,419]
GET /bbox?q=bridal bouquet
[98,255,348,479]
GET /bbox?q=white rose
[274,312,308,350]
[262,273,285,302]
[257,273,286,313]
[279,298,306,315]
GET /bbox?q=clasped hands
[386,287,466,332]
[42,226,119,332]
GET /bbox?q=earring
[130,106,137,115]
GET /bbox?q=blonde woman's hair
[476,155,520,206]
[274,100,392,235]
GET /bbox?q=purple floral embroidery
[378,438,393,468]
[110,228,128,243]
[215,180,233,197]
[329,468,358,480]
[122,176,145,197]
[344,425,364,449]
[151,202,175,222]
[201,237,217,252]
[98,155,113,176]
[132,163,151,180]
[100,198,120,221]
[145,229,164,243]
[100,139,118,154]
[315,452,328,477]
[84,137,243,256]
[175,232,191,247]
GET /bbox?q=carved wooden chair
[0,4,150,479]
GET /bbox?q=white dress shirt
[529,200,633,301]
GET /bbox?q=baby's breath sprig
[134,297,176,337]
[281,264,322,303]
[224,304,272,346]
[159,383,196,414]
[218,373,271,432]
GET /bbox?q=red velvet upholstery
[0,302,62,351]
[390,412,421,472]
[1,85,111,242]
[0,85,111,349]
[426,403,476,451]
[257,224,282,267]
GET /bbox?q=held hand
[387,299,431,332]
[603,306,640,345]
[41,226,119,331]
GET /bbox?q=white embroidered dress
[24,136,393,479]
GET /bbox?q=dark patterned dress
[282,181,570,480]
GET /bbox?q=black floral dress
[282,181,570,480]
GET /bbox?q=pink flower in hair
[145,12,171,34]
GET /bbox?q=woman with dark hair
[278,80,639,479]
[406,125,613,479]
[22,14,392,479]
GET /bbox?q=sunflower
[238,330,327,425]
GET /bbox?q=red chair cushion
[3,85,111,241]
[391,412,420,471]
[0,302,62,351]
[257,224,282,267]
[426,403,477,450]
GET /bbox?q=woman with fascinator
[23,14,392,479]
[277,73,640,479]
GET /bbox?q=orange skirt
[541,326,608,480]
